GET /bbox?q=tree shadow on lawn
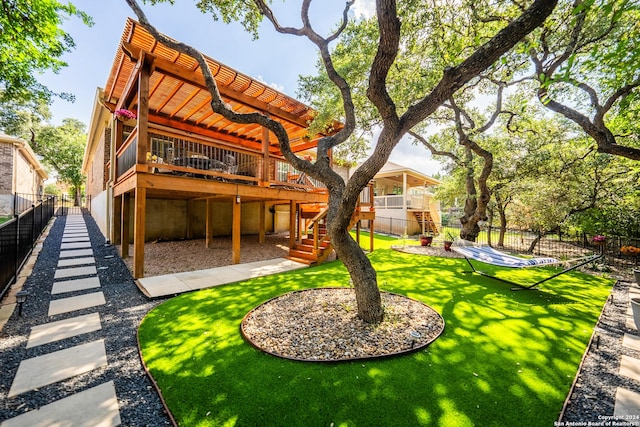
[138,249,613,426]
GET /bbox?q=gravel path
[0,213,172,425]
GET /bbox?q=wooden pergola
[103,18,340,278]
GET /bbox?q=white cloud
[256,74,286,93]
[352,0,376,19]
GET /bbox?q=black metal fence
[363,216,640,268]
[0,195,56,301]
[55,194,88,216]
[8,193,88,217]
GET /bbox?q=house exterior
[82,18,374,278]
[0,132,48,216]
[371,161,441,236]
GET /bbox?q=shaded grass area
[138,240,613,426]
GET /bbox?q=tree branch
[366,0,401,126]
[401,0,558,133]
[409,130,461,165]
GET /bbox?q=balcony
[374,193,437,211]
[115,125,326,194]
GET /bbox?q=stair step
[286,256,315,265]
[295,243,320,252]
[289,249,318,261]
[301,238,330,248]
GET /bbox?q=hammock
[451,240,602,290]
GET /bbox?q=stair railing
[310,207,329,254]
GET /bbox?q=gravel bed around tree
[241,288,445,361]
[0,213,172,426]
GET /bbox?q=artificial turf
[138,237,612,426]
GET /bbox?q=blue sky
[40,0,441,176]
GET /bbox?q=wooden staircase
[413,211,439,235]
[287,182,376,265]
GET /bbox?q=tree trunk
[329,217,384,323]
[527,233,542,254]
[459,146,480,241]
[498,213,507,247]
[494,192,510,247]
[74,186,82,207]
[486,207,494,247]
[458,134,493,242]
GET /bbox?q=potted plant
[114,108,137,123]
[420,233,433,246]
[443,232,455,252]
[591,235,607,246]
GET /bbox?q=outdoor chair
[451,239,603,290]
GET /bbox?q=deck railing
[271,158,326,191]
[114,126,327,190]
[116,128,138,179]
[374,193,437,210]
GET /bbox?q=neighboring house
[0,132,48,216]
[83,18,374,278]
[371,161,441,236]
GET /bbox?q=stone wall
[0,143,14,193]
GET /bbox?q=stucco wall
[113,198,277,243]
[90,190,109,237]
[15,150,41,195]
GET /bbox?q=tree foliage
[127,0,558,323]
[0,0,92,104]
[35,118,86,204]
[530,0,640,160]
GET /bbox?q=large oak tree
[127,0,557,323]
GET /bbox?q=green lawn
[138,237,613,427]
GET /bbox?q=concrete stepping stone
[54,266,97,280]
[27,313,102,348]
[620,355,640,382]
[8,340,108,397]
[623,333,640,352]
[57,257,95,268]
[0,381,120,427]
[59,249,94,259]
[48,292,106,316]
[627,316,637,331]
[61,237,90,243]
[63,230,88,235]
[614,387,640,425]
[51,277,101,295]
[60,242,92,250]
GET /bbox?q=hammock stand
[451,241,603,290]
